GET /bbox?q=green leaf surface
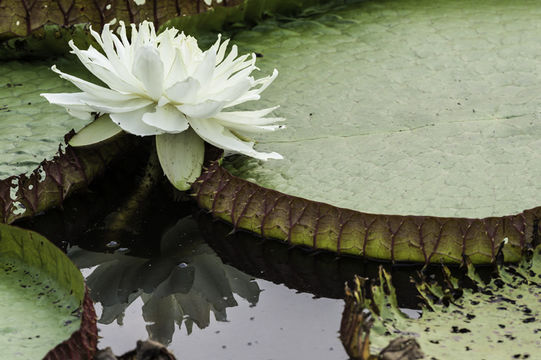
[156,129,205,191]
[68,114,123,148]
[0,223,85,359]
[0,56,93,178]
[224,0,541,219]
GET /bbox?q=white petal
[207,79,252,102]
[253,68,279,94]
[158,33,178,77]
[226,55,257,83]
[142,104,189,133]
[41,92,95,119]
[216,38,230,65]
[215,119,284,133]
[189,118,282,160]
[79,45,116,72]
[99,24,125,69]
[177,36,203,74]
[164,47,188,89]
[165,77,200,104]
[41,92,93,108]
[50,65,135,102]
[89,25,104,48]
[214,52,253,82]
[193,44,217,87]
[69,42,141,94]
[82,97,153,113]
[110,105,165,136]
[117,21,131,48]
[225,69,278,108]
[132,46,165,100]
[223,92,260,108]
[213,107,283,125]
[177,100,227,119]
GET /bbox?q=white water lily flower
[41,20,284,162]
[204,0,223,5]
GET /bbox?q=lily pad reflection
[68,216,260,345]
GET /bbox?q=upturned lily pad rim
[192,160,540,264]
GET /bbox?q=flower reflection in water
[69,216,260,345]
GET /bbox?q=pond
[2,0,541,358]
[19,159,423,359]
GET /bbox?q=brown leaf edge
[0,0,243,40]
[43,287,98,360]
[0,133,139,224]
[192,162,541,264]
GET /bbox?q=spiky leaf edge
[192,162,541,264]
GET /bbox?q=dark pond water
[70,214,349,359]
[19,152,422,360]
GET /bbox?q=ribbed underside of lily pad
[224,0,541,219]
[0,57,93,178]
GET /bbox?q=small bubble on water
[106,241,119,248]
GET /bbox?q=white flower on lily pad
[41,21,284,190]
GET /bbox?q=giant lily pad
[194,0,541,263]
[0,57,95,178]
[0,55,143,224]
[226,0,541,219]
[0,223,97,359]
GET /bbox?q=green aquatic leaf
[225,0,541,219]
[0,56,141,223]
[0,223,97,359]
[0,57,93,178]
[68,114,123,148]
[341,247,541,359]
[156,130,205,191]
[193,0,541,263]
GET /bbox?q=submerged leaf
[341,247,541,359]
